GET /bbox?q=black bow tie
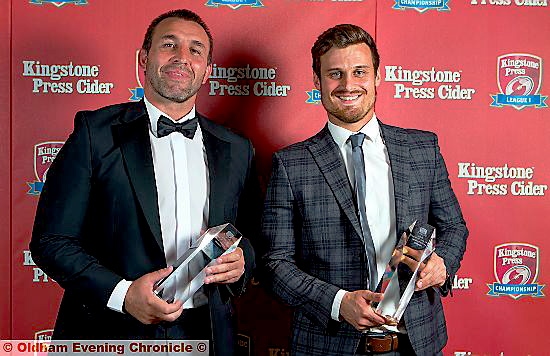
[157,115,198,139]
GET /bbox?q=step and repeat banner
[3,0,549,355]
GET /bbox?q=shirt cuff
[331,289,348,321]
[107,279,132,313]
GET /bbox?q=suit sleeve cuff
[331,289,348,321]
[439,274,453,297]
[107,279,132,313]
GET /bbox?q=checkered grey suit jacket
[261,121,468,355]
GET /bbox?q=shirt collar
[327,113,382,148]
[144,96,196,138]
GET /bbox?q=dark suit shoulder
[198,114,251,146]
[277,139,310,155]
[78,102,134,116]
[74,101,143,129]
[380,121,438,146]
[275,127,328,158]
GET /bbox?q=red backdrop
[2,1,549,355]
[1,0,12,342]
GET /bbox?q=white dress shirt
[107,96,209,312]
[328,114,398,321]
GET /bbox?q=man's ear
[313,72,320,90]
[202,64,213,85]
[375,68,381,87]
[138,49,147,69]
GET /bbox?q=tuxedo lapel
[199,116,230,227]
[307,126,363,240]
[380,123,410,237]
[112,101,163,250]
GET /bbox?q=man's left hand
[204,247,245,284]
[416,251,447,291]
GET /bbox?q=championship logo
[488,243,545,299]
[205,0,264,9]
[27,141,64,196]
[393,0,450,12]
[491,53,548,110]
[305,89,321,104]
[29,0,87,7]
[129,50,144,101]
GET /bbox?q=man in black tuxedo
[30,9,260,356]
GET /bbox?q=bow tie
[157,115,198,139]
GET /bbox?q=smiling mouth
[163,67,193,80]
[335,93,362,103]
[338,94,360,101]
[166,71,190,79]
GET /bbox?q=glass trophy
[153,223,242,303]
[374,221,435,330]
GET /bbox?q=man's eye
[355,70,366,77]
[162,43,175,48]
[329,72,341,79]
[191,48,202,55]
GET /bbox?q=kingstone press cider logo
[22,60,114,95]
[457,162,548,196]
[27,141,64,196]
[33,329,54,356]
[208,64,292,97]
[29,0,87,6]
[393,0,450,12]
[205,0,264,9]
[128,52,290,100]
[35,329,53,341]
[488,243,545,299]
[491,53,547,110]
[24,250,55,282]
[384,65,476,101]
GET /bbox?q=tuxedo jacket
[261,122,468,355]
[30,101,260,356]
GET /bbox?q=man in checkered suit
[261,24,468,355]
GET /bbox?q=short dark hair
[141,9,214,64]
[311,24,380,77]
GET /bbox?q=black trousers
[155,305,211,341]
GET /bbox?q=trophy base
[383,315,399,326]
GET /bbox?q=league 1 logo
[27,141,64,196]
[491,53,548,110]
[488,243,545,299]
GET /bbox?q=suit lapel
[307,126,363,240]
[199,116,230,227]
[380,123,410,237]
[112,101,163,250]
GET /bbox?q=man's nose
[340,73,356,90]
[172,47,190,64]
